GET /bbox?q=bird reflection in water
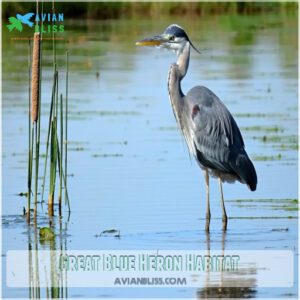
[197,231,257,298]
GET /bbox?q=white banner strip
[6,250,294,288]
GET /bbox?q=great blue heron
[136,24,257,231]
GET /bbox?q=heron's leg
[219,178,227,231]
[204,170,211,232]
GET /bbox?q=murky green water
[2,13,298,298]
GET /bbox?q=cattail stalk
[31,32,40,123]
[31,32,41,222]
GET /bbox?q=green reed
[27,40,32,223]
[65,51,68,206]
[41,71,57,204]
[59,93,63,215]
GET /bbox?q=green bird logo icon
[7,13,34,32]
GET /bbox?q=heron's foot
[222,215,228,231]
[205,213,211,232]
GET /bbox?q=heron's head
[136,24,200,55]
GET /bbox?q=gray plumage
[186,85,257,191]
[136,24,257,231]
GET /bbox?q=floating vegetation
[229,198,298,213]
[271,228,289,232]
[229,216,297,219]
[253,153,282,161]
[39,227,55,240]
[234,113,287,119]
[18,192,29,197]
[70,110,140,117]
[270,205,299,212]
[92,153,123,158]
[67,141,89,146]
[158,126,177,131]
[277,143,298,151]
[68,146,88,152]
[95,229,121,238]
[254,134,298,151]
[241,125,283,133]
[106,140,128,145]
[258,134,297,143]
[228,198,298,204]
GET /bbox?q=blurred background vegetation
[2,1,298,20]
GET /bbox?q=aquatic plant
[31,33,40,123]
[65,51,68,206]
[32,32,41,222]
[27,40,32,223]
[27,0,70,222]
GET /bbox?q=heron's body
[168,47,256,190]
[136,24,257,231]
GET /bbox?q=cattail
[31,32,41,123]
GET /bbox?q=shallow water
[2,14,298,298]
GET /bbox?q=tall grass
[40,54,70,217]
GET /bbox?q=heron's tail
[233,153,257,191]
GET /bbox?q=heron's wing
[188,86,257,190]
[187,86,245,173]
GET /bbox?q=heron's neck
[176,42,190,80]
[167,43,190,129]
[167,42,190,101]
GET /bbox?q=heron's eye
[169,35,175,41]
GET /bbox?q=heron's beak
[135,35,167,47]
[136,34,201,54]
